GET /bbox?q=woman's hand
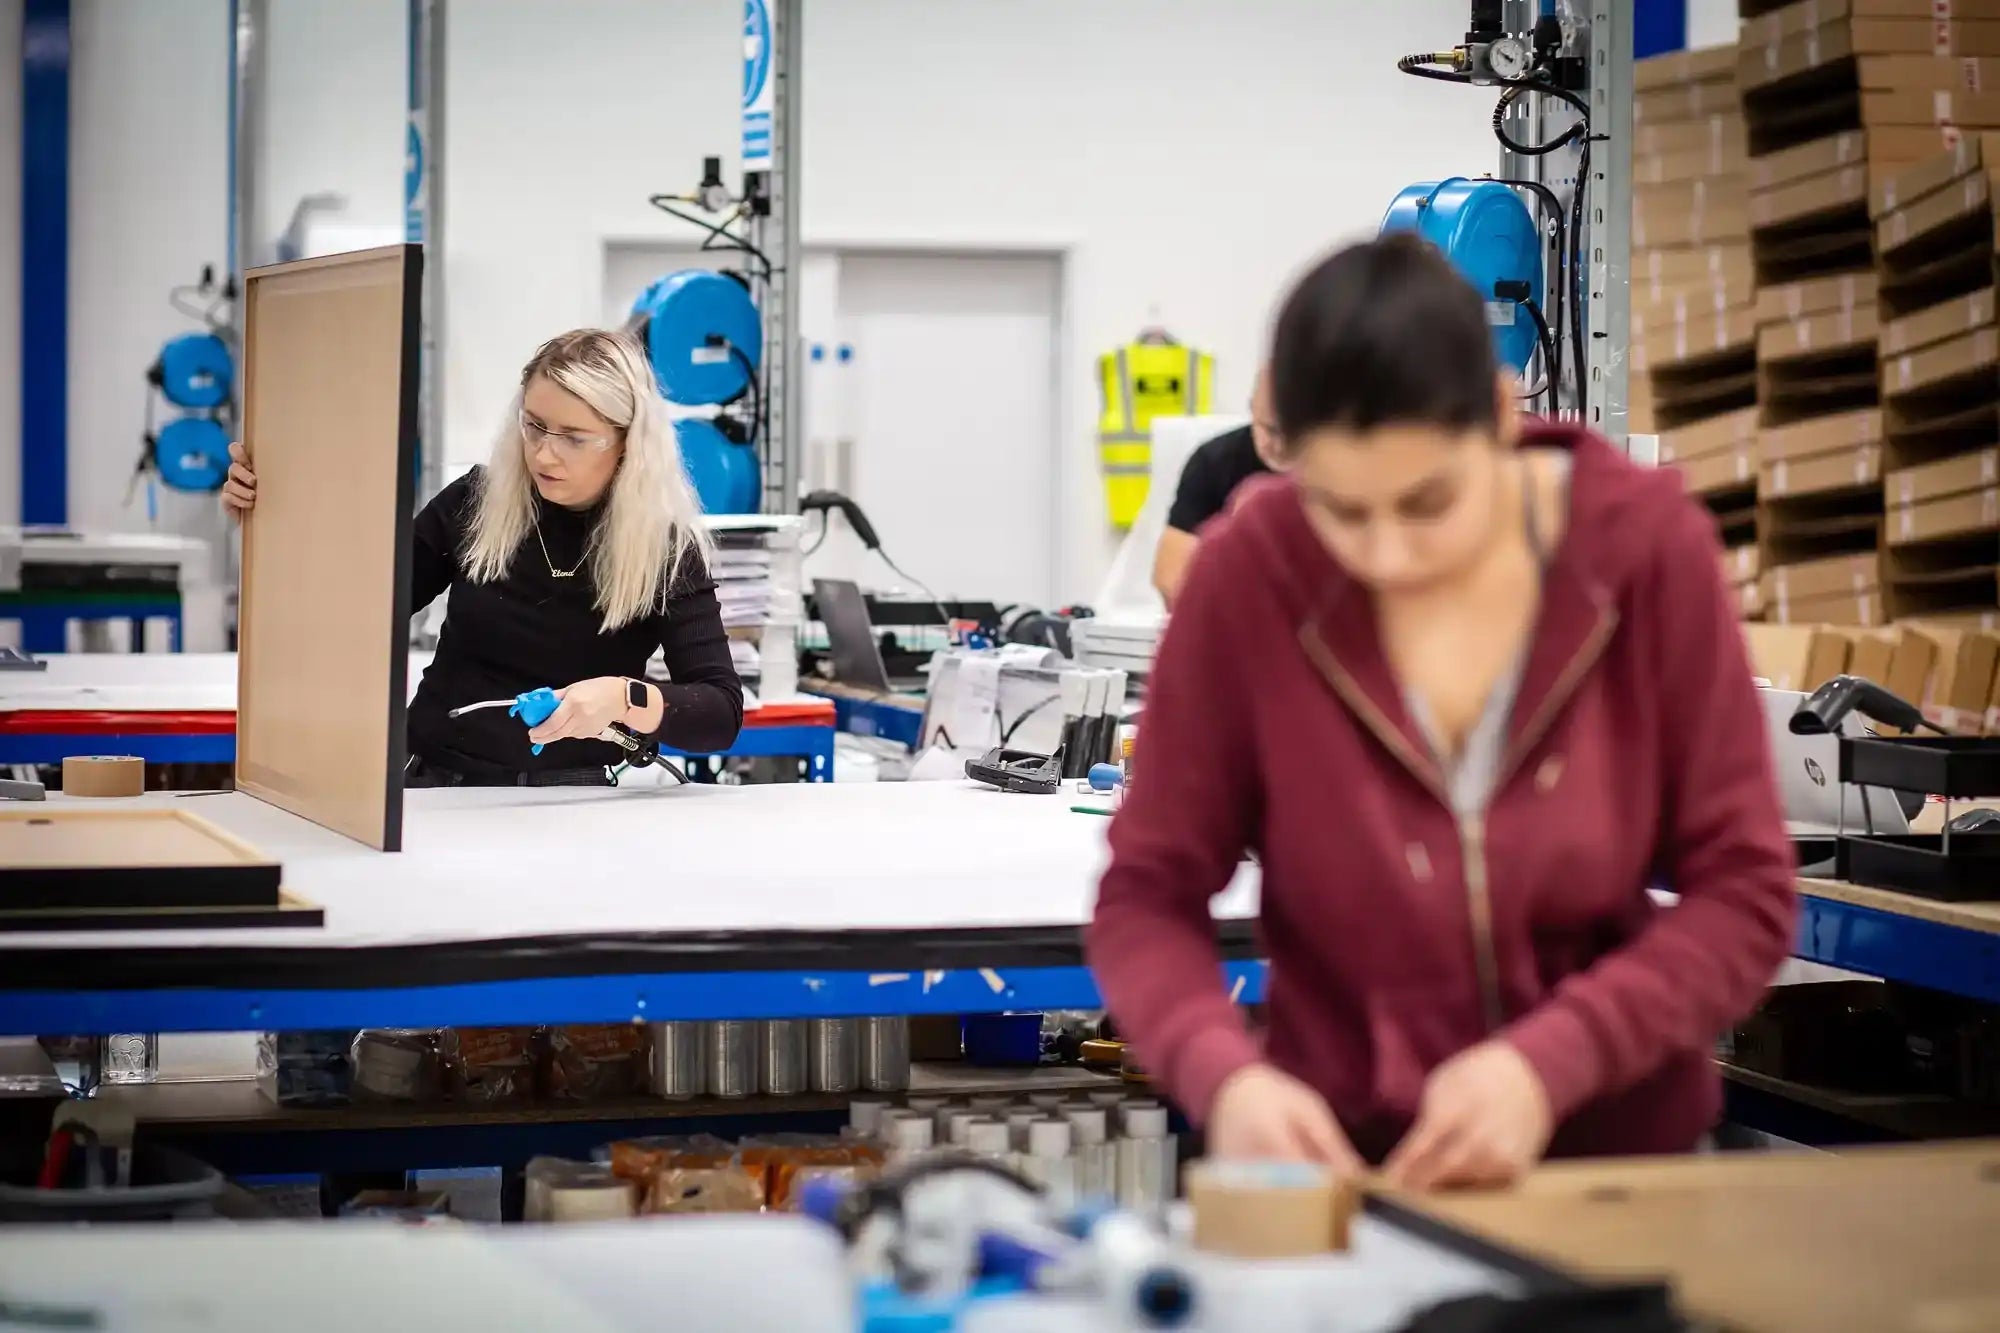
[529,677,632,747]
[221,441,256,521]
[1206,1063,1363,1172]
[1384,1040,1552,1191]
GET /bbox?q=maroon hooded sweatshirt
[1087,423,1797,1163]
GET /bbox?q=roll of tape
[61,755,145,798]
[1185,1159,1357,1257]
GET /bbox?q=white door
[826,251,1061,608]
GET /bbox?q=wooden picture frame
[237,246,422,851]
[0,808,280,910]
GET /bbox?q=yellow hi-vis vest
[1095,341,1215,529]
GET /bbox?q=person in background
[1151,366,1286,605]
[1089,234,1795,1190]
[223,328,743,786]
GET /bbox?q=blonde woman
[223,328,743,786]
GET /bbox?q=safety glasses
[520,410,616,455]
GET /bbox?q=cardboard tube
[61,755,145,798]
[1185,1159,1357,1256]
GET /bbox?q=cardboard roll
[632,269,761,406]
[154,332,234,409]
[674,417,760,514]
[1381,178,1544,374]
[61,755,145,797]
[153,417,232,493]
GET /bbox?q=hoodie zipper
[1301,600,1621,1034]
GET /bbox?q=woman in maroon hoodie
[1087,234,1797,1191]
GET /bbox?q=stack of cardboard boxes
[1746,619,2000,736]
[1632,44,1761,616]
[1873,136,2000,627]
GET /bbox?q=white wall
[33,0,1501,599]
[66,0,231,568]
[1687,0,1742,50]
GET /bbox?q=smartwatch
[626,678,648,712]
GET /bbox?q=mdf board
[0,808,279,909]
[238,246,421,851]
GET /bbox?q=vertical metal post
[743,0,804,515]
[407,0,445,504]
[21,0,70,527]
[1584,0,1632,447]
[229,0,265,331]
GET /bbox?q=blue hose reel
[630,270,763,406]
[1381,178,1543,375]
[631,269,764,514]
[155,332,234,409]
[152,417,232,493]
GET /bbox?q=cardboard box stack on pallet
[1874,135,2000,629]
[1746,618,2000,735]
[1632,43,1762,617]
[1738,0,2000,629]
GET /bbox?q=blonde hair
[461,329,713,631]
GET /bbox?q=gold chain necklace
[533,520,585,579]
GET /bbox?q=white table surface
[0,652,433,714]
[0,780,1260,953]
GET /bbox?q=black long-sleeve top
[404,469,744,774]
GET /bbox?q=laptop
[1761,687,1913,838]
[814,578,895,695]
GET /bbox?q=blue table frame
[0,961,1271,1037]
[0,721,836,779]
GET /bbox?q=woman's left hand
[1383,1039,1553,1191]
[529,677,631,746]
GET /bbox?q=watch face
[628,679,647,709]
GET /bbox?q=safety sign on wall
[743,0,774,173]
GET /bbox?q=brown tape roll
[1185,1159,1358,1256]
[61,755,146,798]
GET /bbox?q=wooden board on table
[237,246,421,852]
[0,807,280,910]
[1388,1143,2000,1333]
[0,889,322,934]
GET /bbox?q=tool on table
[0,646,46,671]
[801,1153,1198,1331]
[966,747,1064,795]
[450,687,684,780]
[0,777,47,802]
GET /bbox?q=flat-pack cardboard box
[1743,622,1854,690]
[1750,131,1870,192]
[1744,0,2000,51]
[1757,270,1879,321]
[1887,484,2000,542]
[1635,242,1755,292]
[1774,586,1887,625]
[1636,114,1748,160]
[1887,625,1945,724]
[1862,87,2000,128]
[1882,324,1997,397]
[1635,281,1741,328]
[1762,442,1884,498]
[1765,550,1882,606]
[1877,167,1995,256]
[1658,405,1760,464]
[1871,132,2000,213]
[1636,194,1753,248]
[1886,446,2000,507]
[1637,81,1744,125]
[1675,440,1760,495]
[1745,16,2000,92]
[1850,628,1900,683]
[1643,305,1759,365]
[1756,303,1881,360]
[1886,547,2000,618]
[1637,43,1742,91]
[1760,407,1884,463]
[1635,139,1752,185]
[1880,287,1996,357]
[1909,624,2000,730]
[1752,163,1872,231]
[1737,578,1768,618]
[1857,55,2000,99]
[1723,543,1764,586]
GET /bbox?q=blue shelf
[1795,891,2000,1005]
[820,693,924,749]
[0,961,1271,1036]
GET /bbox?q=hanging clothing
[1095,340,1215,529]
